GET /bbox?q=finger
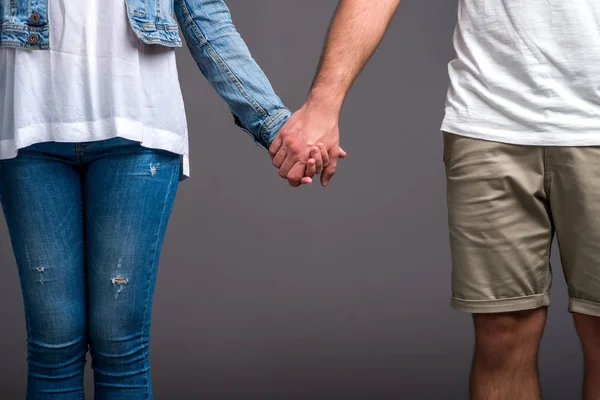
[269,135,283,158]
[321,150,339,187]
[317,143,330,167]
[321,163,336,187]
[278,154,297,179]
[311,147,324,174]
[301,159,316,185]
[305,158,317,178]
[287,162,306,186]
[339,147,348,159]
[272,146,287,169]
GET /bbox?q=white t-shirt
[441,0,600,145]
[0,0,190,177]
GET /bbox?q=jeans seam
[140,159,177,399]
[23,286,33,399]
[75,144,83,164]
[79,169,86,400]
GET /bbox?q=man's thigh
[444,132,553,313]
[550,146,600,317]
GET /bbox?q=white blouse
[0,0,190,178]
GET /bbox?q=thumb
[339,147,348,159]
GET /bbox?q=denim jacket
[0,0,290,149]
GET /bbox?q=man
[271,1,600,399]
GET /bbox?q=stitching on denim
[179,0,268,119]
[2,23,48,32]
[135,37,179,46]
[140,22,178,31]
[138,0,147,17]
[140,158,178,398]
[259,109,289,143]
[0,40,49,49]
[78,184,85,400]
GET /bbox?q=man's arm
[270,0,401,187]
[309,0,401,116]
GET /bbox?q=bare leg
[574,313,600,400]
[470,308,547,400]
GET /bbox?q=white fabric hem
[1,117,190,180]
[441,117,600,147]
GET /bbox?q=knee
[28,322,87,367]
[88,316,148,362]
[22,297,88,370]
[474,308,546,366]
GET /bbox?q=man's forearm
[307,0,400,114]
[271,0,398,186]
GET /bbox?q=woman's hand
[270,104,347,187]
[298,144,348,186]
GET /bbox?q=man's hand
[269,103,347,187]
[269,0,398,187]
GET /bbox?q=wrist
[305,89,344,117]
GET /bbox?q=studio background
[0,1,582,398]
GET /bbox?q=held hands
[269,103,346,187]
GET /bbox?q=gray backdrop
[0,1,584,399]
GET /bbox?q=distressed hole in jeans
[111,275,129,299]
[36,266,45,284]
[149,163,159,177]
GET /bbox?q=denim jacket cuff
[248,109,291,151]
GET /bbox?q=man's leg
[471,309,546,400]
[443,132,553,400]
[549,147,600,400]
[573,314,600,399]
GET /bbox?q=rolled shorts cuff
[451,293,551,314]
[569,298,600,317]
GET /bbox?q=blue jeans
[0,138,180,399]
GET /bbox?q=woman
[0,0,322,398]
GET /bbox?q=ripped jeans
[0,138,180,399]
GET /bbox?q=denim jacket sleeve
[174,0,291,149]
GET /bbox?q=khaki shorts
[444,132,600,316]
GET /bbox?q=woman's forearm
[175,0,290,149]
